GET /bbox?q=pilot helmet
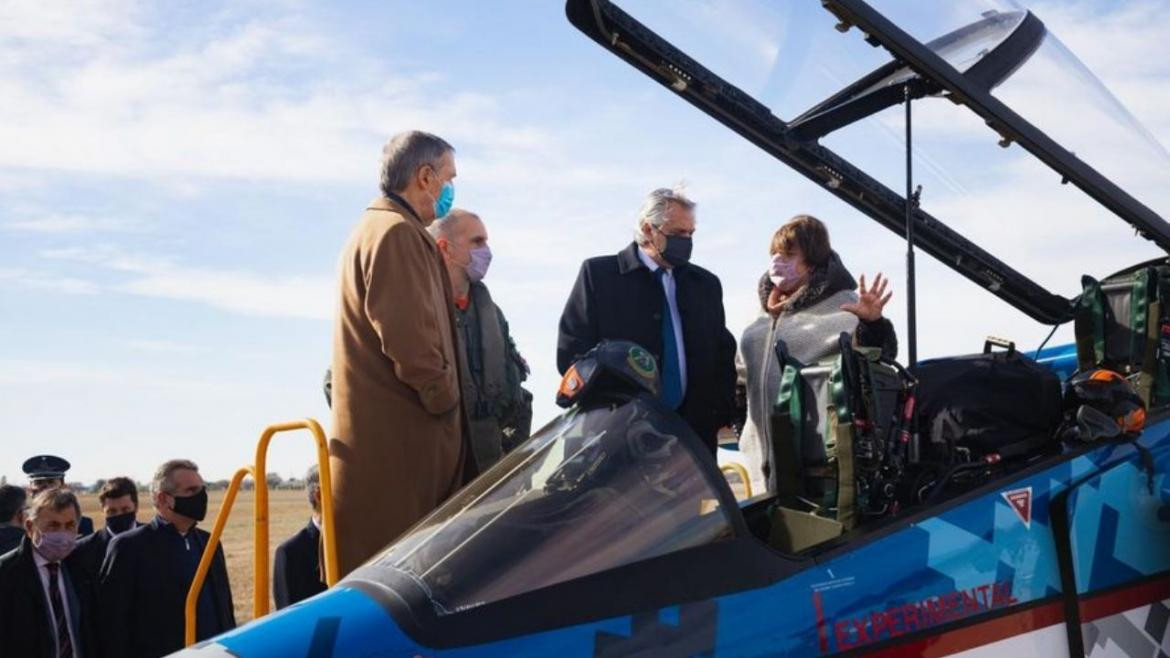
[1064,369,1146,433]
[557,340,662,408]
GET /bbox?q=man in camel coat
[331,130,470,576]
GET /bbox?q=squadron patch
[627,346,657,379]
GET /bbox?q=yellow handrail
[721,463,753,499]
[185,417,339,646]
[185,465,253,647]
[253,419,339,619]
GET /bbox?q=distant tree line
[43,474,314,494]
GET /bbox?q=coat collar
[618,241,690,277]
[617,241,648,275]
[370,193,426,226]
[15,533,35,565]
[152,514,198,537]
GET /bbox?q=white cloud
[0,267,100,295]
[0,6,567,189]
[4,213,138,234]
[40,246,332,320]
[0,359,122,386]
[125,339,206,354]
[121,267,331,320]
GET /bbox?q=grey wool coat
[736,254,896,494]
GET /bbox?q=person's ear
[418,164,437,192]
[436,237,450,255]
[24,516,34,535]
[641,223,654,242]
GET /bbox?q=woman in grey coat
[737,215,896,494]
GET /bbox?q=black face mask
[659,233,693,267]
[105,511,137,534]
[171,488,208,522]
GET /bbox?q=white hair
[634,186,695,245]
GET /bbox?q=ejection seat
[763,335,910,554]
[1075,261,1170,407]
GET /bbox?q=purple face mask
[33,530,77,562]
[465,245,492,282]
[769,253,801,289]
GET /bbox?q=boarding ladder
[184,419,340,646]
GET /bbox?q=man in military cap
[23,455,94,537]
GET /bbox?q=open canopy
[566,0,1170,324]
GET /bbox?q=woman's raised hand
[840,272,892,322]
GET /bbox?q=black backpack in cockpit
[909,338,1064,487]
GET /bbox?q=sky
[1,0,1168,485]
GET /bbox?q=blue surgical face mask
[433,181,455,219]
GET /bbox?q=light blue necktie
[656,268,683,409]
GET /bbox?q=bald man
[430,209,532,471]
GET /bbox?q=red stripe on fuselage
[1078,575,1170,624]
[860,574,1170,657]
[860,600,1064,657]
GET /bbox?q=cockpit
[371,401,735,617]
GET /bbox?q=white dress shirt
[32,548,81,657]
[638,247,688,397]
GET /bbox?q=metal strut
[904,84,920,369]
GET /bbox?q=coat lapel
[61,565,84,658]
[17,538,58,656]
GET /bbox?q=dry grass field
[80,488,312,624]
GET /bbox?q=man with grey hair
[0,487,92,658]
[331,130,470,577]
[273,464,328,609]
[430,209,533,470]
[98,459,234,657]
[558,186,737,453]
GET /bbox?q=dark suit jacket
[71,524,142,609]
[0,524,22,556]
[98,518,235,658]
[0,535,92,658]
[273,520,327,609]
[558,242,738,451]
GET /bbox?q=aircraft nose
[167,586,424,658]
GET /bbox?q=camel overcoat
[330,195,468,576]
